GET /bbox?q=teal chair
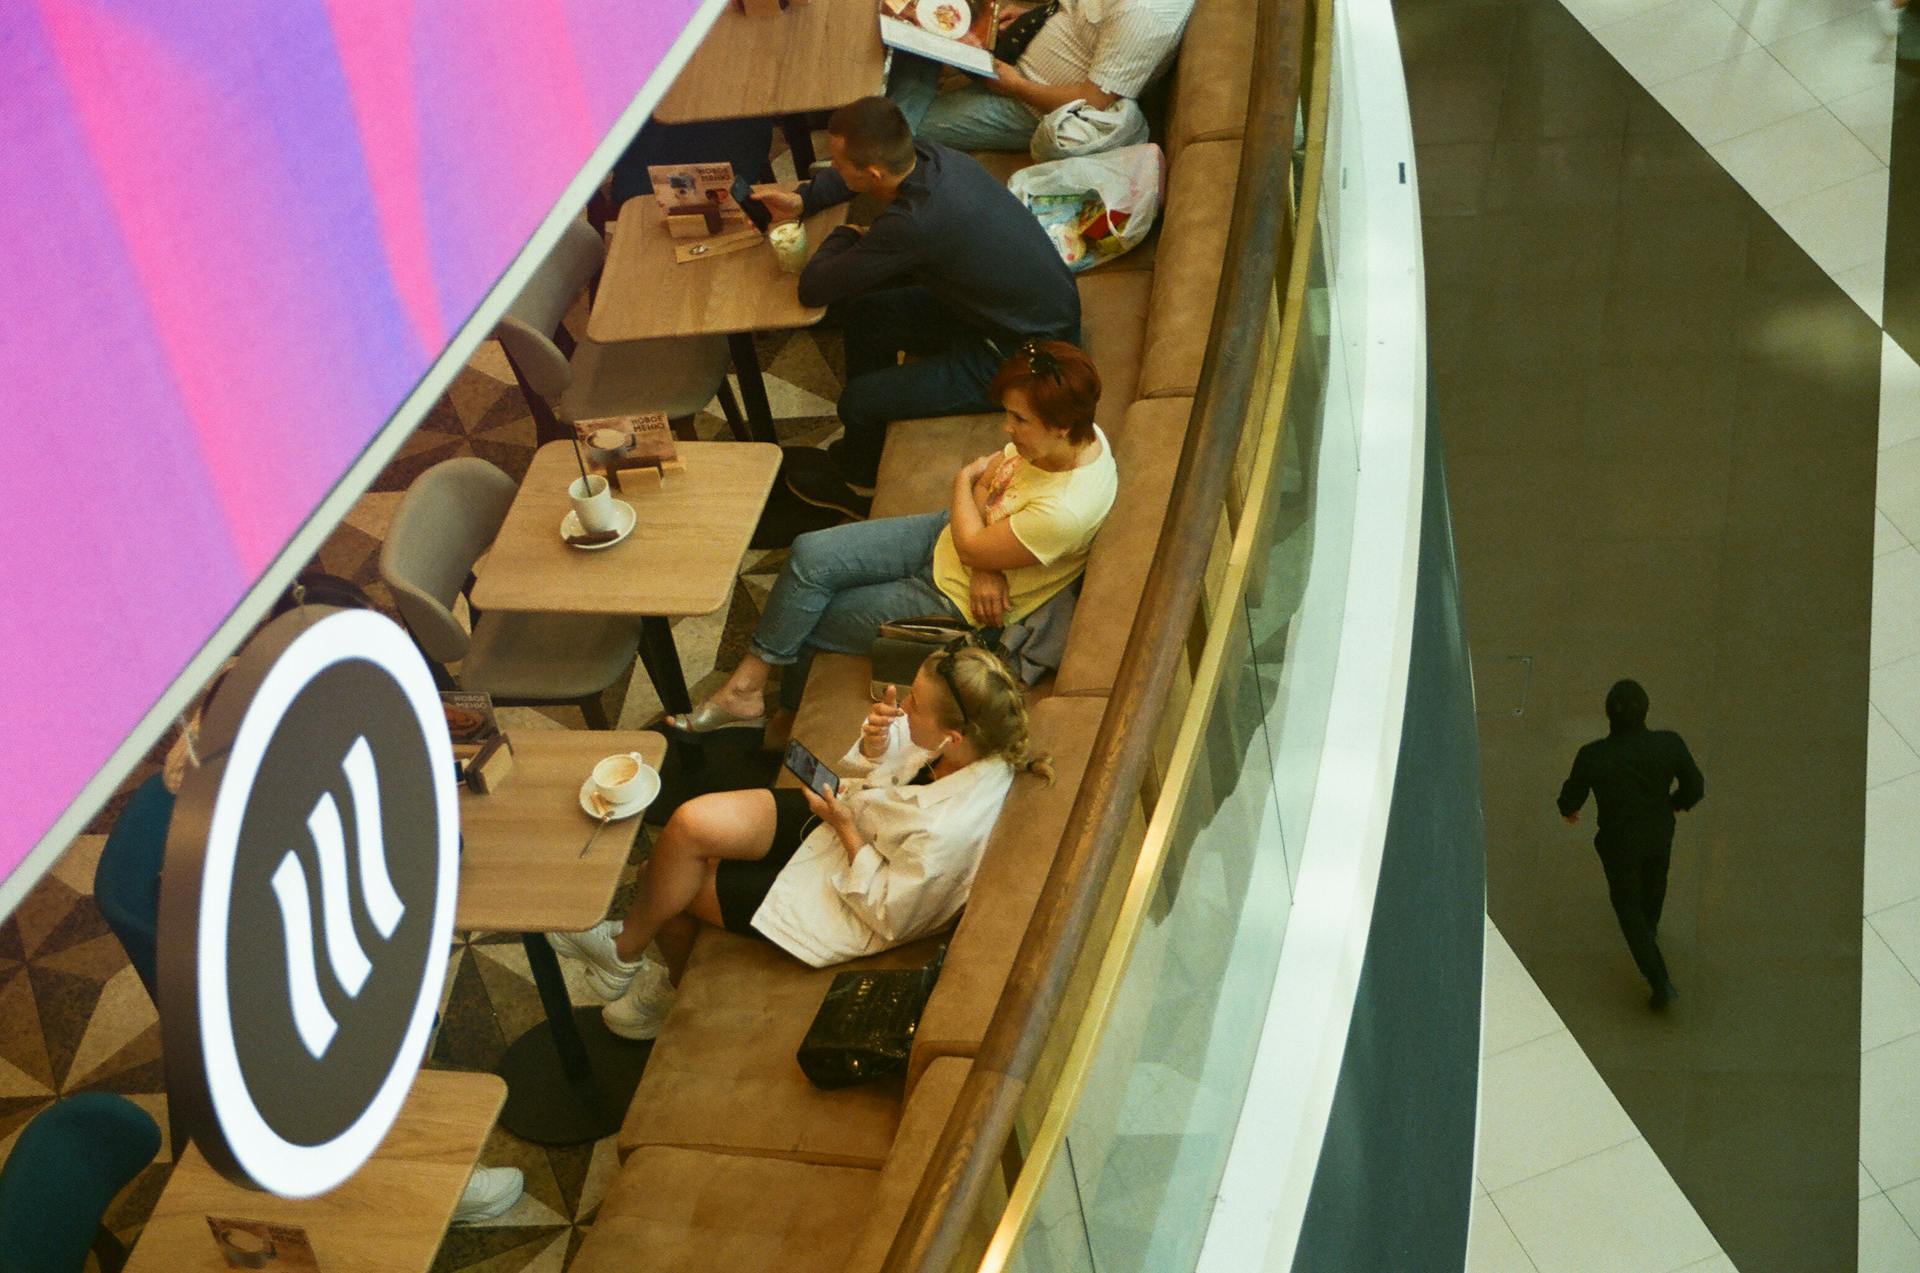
[93,774,173,997]
[0,1093,159,1272]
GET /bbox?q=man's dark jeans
[827,286,1077,487]
[1595,831,1673,989]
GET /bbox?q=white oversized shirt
[750,714,1017,968]
[1017,0,1195,101]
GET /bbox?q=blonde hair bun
[929,646,1055,784]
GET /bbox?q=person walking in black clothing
[1556,679,1705,1010]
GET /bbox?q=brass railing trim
[880,2,1317,1267]
[977,293,1284,1268]
[976,5,1334,1250]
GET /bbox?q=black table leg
[496,932,651,1146]
[639,616,693,718]
[727,331,779,444]
[781,115,817,175]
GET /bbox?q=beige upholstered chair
[379,457,639,728]
[495,218,748,444]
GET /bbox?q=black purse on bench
[796,944,948,1090]
[995,1,1058,64]
[870,615,975,698]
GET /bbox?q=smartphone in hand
[784,739,840,800]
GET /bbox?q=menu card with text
[648,163,750,238]
[439,692,500,748]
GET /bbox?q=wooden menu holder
[465,733,516,794]
[573,413,685,493]
[666,206,725,238]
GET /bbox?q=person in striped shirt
[890,0,1193,153]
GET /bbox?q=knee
[784,529,838,585]
[663,796,728,853]
[836,375,890,428]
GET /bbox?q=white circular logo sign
[161,609,457,1197]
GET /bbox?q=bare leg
[763,707,797,751]
[655,912,699,985]
[613,789,778,961]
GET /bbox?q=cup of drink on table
[591,752,657,807]
[568,474,621,533]
[769,220,808,274]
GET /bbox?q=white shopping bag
[1007,143,1164,272]
[1031,97,1150,160]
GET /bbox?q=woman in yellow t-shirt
[668,339,1118,735]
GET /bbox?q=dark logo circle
[226,657,439,1146]
[165,610,457,1196]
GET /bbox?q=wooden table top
[584,196,846,343]
[456,730,667,933]
[124,1070,504,1273]
[469,440,780,617]
[653,0,886,124]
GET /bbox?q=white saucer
[561,500,637,550]
[577,772,659,822]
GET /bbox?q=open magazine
[878,0,999,75]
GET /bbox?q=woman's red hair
[989,340,1101,445]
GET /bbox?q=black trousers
[1595,831,1672,988]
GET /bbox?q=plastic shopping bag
[1031,97,1150,160]
[1007,143,1164,272]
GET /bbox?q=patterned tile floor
[1,317,848,1272]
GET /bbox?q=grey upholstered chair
[379,457,639,727]
[495,217,748,445]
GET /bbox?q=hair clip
[1020,339,1063,383]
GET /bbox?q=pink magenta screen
[0,1,707,875]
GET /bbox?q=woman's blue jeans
[751,512,964,710]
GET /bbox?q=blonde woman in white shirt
[547,647,1053,1039]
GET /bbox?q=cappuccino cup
[569,474,621,534]
[592,752,655,807]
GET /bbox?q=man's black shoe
[1648,979,1679,1010]
[784,451,873,520]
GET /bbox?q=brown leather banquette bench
[571,1,1257,1264]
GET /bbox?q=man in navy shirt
[1557,679,1705,1010]
[757,97,1079,518]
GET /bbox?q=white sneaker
[452,1166,523,1224]
[603,958,676,1040]
[547,920,641,1000]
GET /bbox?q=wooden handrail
[880,1,1312,1267]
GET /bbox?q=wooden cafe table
[457,729,668,1145]
[124,1070,504,1273]
[654,0,886,124]
[586,194,848,444]
[653,0,887,170]
[469,439,780,717]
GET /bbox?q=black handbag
[870,614,975,697]
[796,945,947,1090]
[995,0,1058,64]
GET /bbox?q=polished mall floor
[1398,0,1915,1268]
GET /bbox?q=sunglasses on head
[936,636,979,726]
[1020,339,1063,384]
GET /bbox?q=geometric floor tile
[14,319,849,1272]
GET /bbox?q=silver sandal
[662,701,768,734]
